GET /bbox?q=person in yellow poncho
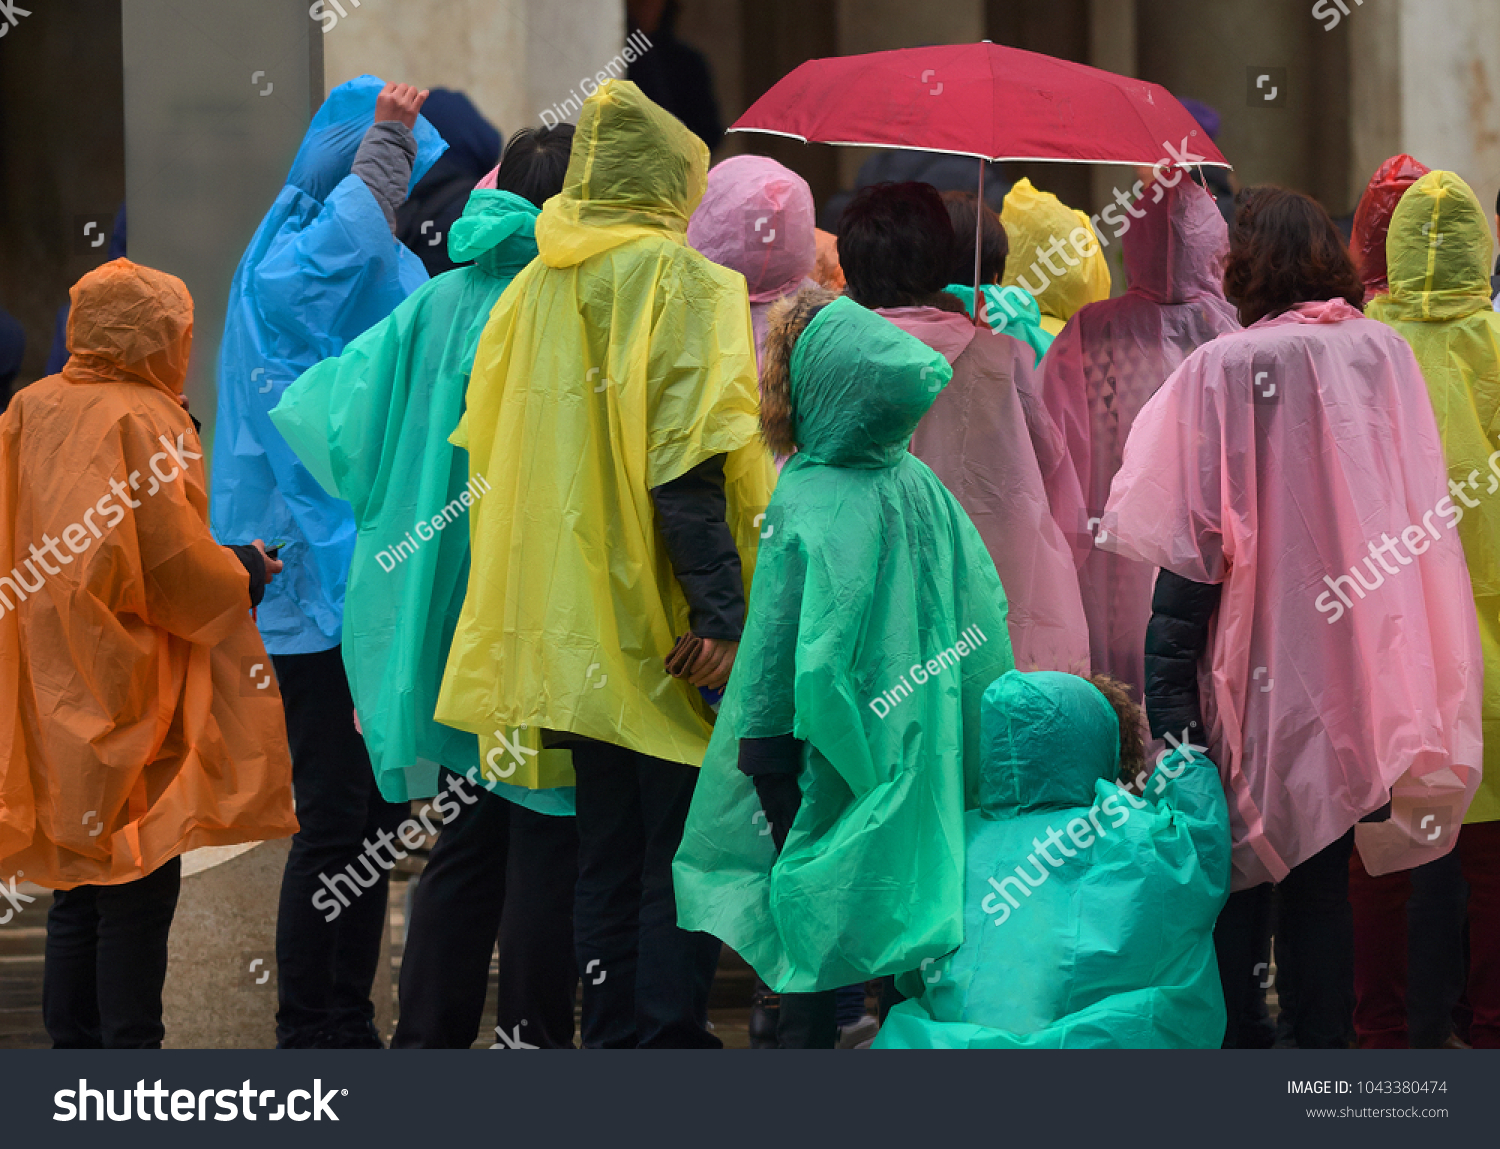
[0,260,297,1047]
[435,79,776,1049]
[1366,169,1500,1047]
[1001,177,1112,338]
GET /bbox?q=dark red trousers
[1350,821,1500,1048]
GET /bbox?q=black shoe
[749,985,780,1049]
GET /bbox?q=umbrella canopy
[731,42,1229,169]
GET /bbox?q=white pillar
[322,0,625,137]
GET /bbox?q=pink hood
[1103,299,1482,888]
[1122,179,1230,306]
[883,306,1090,674]
[688,155,816,303]
[1039,178,1240,692]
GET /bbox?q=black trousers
[1217,828,1355,1049]
[571,743,721,1048]
[393,776,580,1049]
[43,856,182,1049]
[751,773,838,1049]
[271,646,409,1048]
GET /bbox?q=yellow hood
[1374,169,1495,322]
[535,79,709,268]
[1001,177,1111,324]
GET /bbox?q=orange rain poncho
[0,260,296,889]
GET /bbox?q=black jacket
[1143,568,1221,744]
[648,453,744,641]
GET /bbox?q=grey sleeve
[351,121,418,234]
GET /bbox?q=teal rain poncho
[269,189,572,815]
[212,75,446,655]
[875,671,1230,1048]
[944,282,1054,365]
[673,296,1015,993]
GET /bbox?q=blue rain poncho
[875,671,1230,1048]
[270,189,573,816]
[212,75,446,654]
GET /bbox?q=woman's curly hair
[1088,673,1147,787]
[1223,186,1364,326]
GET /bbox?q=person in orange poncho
[0,259,297,1048]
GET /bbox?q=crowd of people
[2,69,1498,1052]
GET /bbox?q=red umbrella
[731,42,1229,319]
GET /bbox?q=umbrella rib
[725,127,1231,168]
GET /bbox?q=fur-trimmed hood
[759,291,952,468]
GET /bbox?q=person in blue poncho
[212,76,446,1049]
[271,124,582,1050]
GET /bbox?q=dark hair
[837,182,955,308]
[1087,674,1146,787]
[494,123,576,209]
[1222,186,1364,325]
[942,190,1009,285]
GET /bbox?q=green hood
[447,188,541,279]
[535,79,707,268]
[1374,170,1495,322]
[980,671,1119,818]
[789,297,952,468]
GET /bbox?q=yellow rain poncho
[435,80,776,777]
[0,260,296,888]
[1001,177,1111,336]
[1368,169,1500,823]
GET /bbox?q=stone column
[1349,0,1500,209]
[121,0,322,462]
[322,0,625,137]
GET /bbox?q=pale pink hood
[1103,298,1482,888]
[1041,179,1239,691]
[689,155,816,363]
[883,306,1090,674]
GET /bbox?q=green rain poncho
[434,81,776,773]
[875,671,1230,1048]
[270,189,573,814]
[1368,169,1500,824]
[673,297,1015,993]
[943,282,1054,365]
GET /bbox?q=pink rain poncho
[1041,180,1239,691]
[688,155,817,360]
[882,306,1089,673]
[1103,300,1483,889]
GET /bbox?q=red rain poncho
[882,306,1089,673]
[0,260,296,888]
[1351,154,1431,304]
[1103,299,1482,888]
[687,155,817,361]
[1040,180,1239,690]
